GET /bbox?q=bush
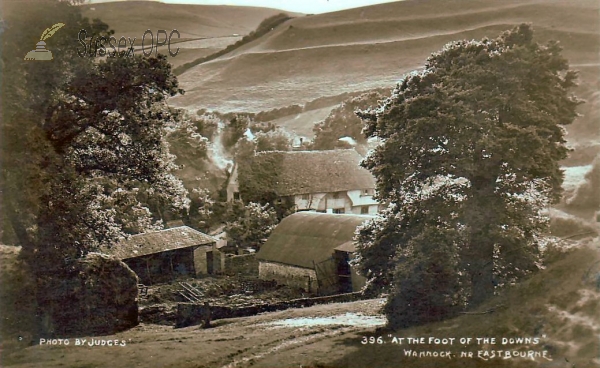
[383,227,466,329]
[40,253,139,337]
[225,202,279,250]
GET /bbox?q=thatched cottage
[105,226,218,284]
[256,212,369,295]
[227,149,380,215]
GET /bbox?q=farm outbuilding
[256,212,370,295]
[105,226,218,285]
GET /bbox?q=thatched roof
[257,212,371,269]
[243,149,376,196]
[106,226,216,260]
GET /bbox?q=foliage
[190,187,216,232]
[255,129,292,152]
[355,24,580,327]
[312,90,385,150]
[38,54,189,257]
[194,112,220,140]
[0,0,112,246]
[166,110,210,163]
[384,226,467,329]
[225,202,279,250]
[222,114,252,151]
[40,252,139,337]
[1,1,190,336]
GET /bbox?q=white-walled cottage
[226,149,380,215]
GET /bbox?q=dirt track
[3,299,386,368]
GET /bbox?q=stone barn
[256,212,369,295]
[106,226,217,285]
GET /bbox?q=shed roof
[246,149,376,196]
[257,212,371,269]
[334,241,357,253]
[105,226,216,259]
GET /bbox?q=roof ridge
[126,225,203,238]
[293,212,374,218]
[255,149,358,156]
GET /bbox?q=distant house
[227,149,380,215]
[256,212,369,295]
[105,226,218,285]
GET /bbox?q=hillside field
[170,0,598,146]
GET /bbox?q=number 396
[361,336,384,344]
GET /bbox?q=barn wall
[123,258,151,284]
[224,253,258,276]
[193,245,214,275]
[258,261,317,292]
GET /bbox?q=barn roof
[246,149,375,196]
[257,212,371,269]
[105,226,216,259]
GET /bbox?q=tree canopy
[355,24,581,328]
[312,90,386,150]
[1,0,192,335]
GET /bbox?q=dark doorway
[335,251,352,293]
[206,251,214,274]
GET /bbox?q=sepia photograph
[0,0,599,367]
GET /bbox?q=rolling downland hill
[80,2,296,68]
[171,0,599,144]
[80,1,289,39]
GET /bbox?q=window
[361,206,369,214]
[362,189,374,196]
[333,208,345,214]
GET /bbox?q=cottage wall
[293,193,326,211]
[349,204,379,215]
[259,261,317,293]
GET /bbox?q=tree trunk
[468,239,495,307]
[466,174,499,308]
[3,197,33,248]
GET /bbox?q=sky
[89,0,403,14]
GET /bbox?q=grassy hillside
[80,2,294,68]
[80,2,288,39]
[171,0,599,146]
[327,241,600,368]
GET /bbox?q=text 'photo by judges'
[1,0,599,367]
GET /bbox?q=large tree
[1,0,111,247]
[1,1,191,335]
[355,24,580,327]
